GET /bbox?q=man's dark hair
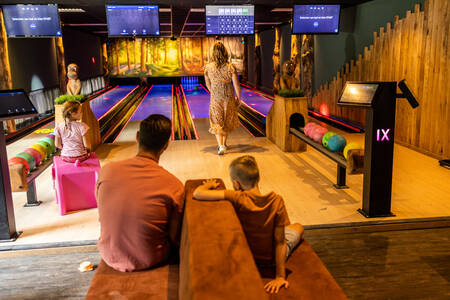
[139,114,171,153]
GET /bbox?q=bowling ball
[24,148,42,166]
[194,86,199,90]
[328,134,347,152]
[45,134,55,140]
[311,126,328,143]
[41,137,56,153]
[322,132,336,148]
[31,144,48,160]
[36,141,52,158]
[343,142,362,159]
[16,152,36,171]
[304,122,318,137]
[8,156,30,174]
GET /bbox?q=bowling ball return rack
[289,127,350,189]
[290,80,419,218]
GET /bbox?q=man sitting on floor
[96,114,184,272]
[193,155,304,294]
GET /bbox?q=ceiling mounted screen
[292,5,340,34]
[2,4,61,37]
[106,5,160,37]
[206,5,254,35]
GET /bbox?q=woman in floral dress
[204,42,241,155]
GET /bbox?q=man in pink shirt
[96,114,184,272]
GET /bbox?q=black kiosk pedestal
[338,80,418,218]
[0,89,38,241]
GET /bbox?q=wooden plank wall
[311,0,450,159]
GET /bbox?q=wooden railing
[311,0,449,159]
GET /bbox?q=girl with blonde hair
[54,100,90,163]
[204,42,241,155]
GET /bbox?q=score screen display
[292,5,340,34]
[206,5,254,35]
[2,4,61,37]
[339,83,379,105]
[0,90,37,120]
[106,5,160,36]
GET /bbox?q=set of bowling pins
[181,76,198,89]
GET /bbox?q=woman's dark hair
[139,114,172,153]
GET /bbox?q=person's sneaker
[218,145,225,155]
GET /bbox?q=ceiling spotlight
[190,8,205,12]
[58,8,86,13]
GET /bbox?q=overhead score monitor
[339,82,379,106]
[0,89,37,121]
[292,4,340,34]
[106,5,160,37]
[1,4,61,37]
[206,5,254,35]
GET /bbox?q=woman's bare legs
[215,134,223,147]
[222,133,228,148]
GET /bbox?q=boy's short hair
[139,114,171,153]
[229,155,260,188]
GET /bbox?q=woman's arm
[204,68,212,91]
[193,179,225,201]
[231,65,241,101]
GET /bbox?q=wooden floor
[0,227,448,299]
[3,118,450,247]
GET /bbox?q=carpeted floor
[0,228,449,299]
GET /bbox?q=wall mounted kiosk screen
[206,5,254,35]
[0,90,37,120]
[292,5,340,34]
[2,4,61,37]
[339,83,379,105]
[106,5,159,36]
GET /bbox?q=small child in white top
[54,100,90,163]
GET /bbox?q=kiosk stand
[338,80,419,217]
[0,89,38,241]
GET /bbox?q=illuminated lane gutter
[87,85,117,102]
[171,84,175,141]
[240,83,274,101]
[180,84,199,140]
[102,87,147,142]
[308,109,363,133]
[240,99,266,118]
[112,85,153,143]
[98,85,139,121]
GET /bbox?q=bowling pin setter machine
[0,89,38,241]
[337,80,419,217]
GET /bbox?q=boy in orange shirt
[193,155,304,294]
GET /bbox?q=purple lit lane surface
[240,86,274,116]
[131,84,172,121]
[182,84,210,119]
[90,85,137,119]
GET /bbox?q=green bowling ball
[16,152,36,171]
[41,137,56,153]
[36,140,52,158]
[322,132,337,149]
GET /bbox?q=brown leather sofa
[86,179,347,300]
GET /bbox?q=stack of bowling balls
[8,132,57,175]
[304,122,329,143]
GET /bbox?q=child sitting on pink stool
[53,100,99,215]
[54,100,90,163]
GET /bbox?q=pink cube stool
[52,153,100,215]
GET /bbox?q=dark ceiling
[1,1,373,38]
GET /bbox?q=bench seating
[180,179,268,300]
[86,260,179,300]
[87,179,346,300]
